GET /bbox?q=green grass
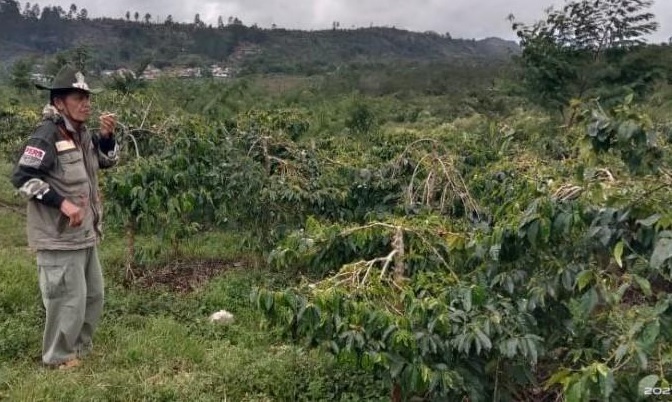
[0,164,387,401]
[0,163,27,248]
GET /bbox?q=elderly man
[10,65,119,369]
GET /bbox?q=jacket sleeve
[10,125,65,209]
[93,131,120,169]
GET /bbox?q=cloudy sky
[46,0,671,42]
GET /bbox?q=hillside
[0,6,520,74]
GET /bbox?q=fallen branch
[552,184,583,202]
[139,99,153,131]
[397,138,450,162]
[338,222,459,282]
[399,145,480,218]
[595,168,615,182]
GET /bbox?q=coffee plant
[2,14,671,398]
[250,100,672,401]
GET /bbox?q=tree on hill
[72,45,90,71]
[510,0,659,120]
[67,3,77,19]
[10,57,33,92]
[29,2,38,19]
[194,13,205,28]
[21,2,39,19]
[0,0,21,29]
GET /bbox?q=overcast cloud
[46,0,671,42]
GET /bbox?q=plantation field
[3,1,672,397]
[0,160,389,401]
[2,74,672,400]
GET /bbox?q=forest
[2,0,672,401]
[0,0,517,75]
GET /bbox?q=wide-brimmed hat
[35,64,103,94]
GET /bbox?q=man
[10,65,119,369]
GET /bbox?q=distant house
[136,64,234,81]
[178,67,202,78]
[141,64,162,80]
[30,73,49,85]
[210,65,231,78]
[102,68,136,79]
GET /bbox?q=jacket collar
[42,104,86,134]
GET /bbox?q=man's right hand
[60,199,84,227]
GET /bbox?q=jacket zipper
[60,125,99,239]
[80,133,99,239]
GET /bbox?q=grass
[0,163,387,401]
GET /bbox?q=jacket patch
[55,140,76,152]
[19,146,46,168]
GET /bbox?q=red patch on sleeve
[23,146,46,161]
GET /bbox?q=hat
[35,64,103,94]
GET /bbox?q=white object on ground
[209,310,235,325]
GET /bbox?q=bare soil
[132,258,248,293]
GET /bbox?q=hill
[0,2,520,74]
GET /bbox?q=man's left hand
[99,113,117,138]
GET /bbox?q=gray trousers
[36,246,104,365]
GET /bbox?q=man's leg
[36,249,87,366]
[75,246,104,357]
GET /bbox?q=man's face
[55,90,91,123]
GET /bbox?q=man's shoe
[57,358,82,370]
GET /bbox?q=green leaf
[505,276,514,294]
[403,364,421,392]
[614,343,629,363]
[638,320,660,349]
[633,275,652,297]
[474,328,492,352]
[527,220,540,246]
[264,292,274,312]
[617,120,639,142]
[566,380,584,402]
[576,270,593,291]
[503,338,518,358]
[462,288,472,312]
[594,363,609,378]
[580,288,599,317]
[296,303,308,322]
[636,345,649,370]
[526,336,538,365]
[421,364,432,385]
[614,241,624,268]
[553,212,572,235]
[650,237,672,270]
[388,355,405,379]
[546,368,572,388]
[600,369,615,399]
[382,325,397,342]
[637,214,661,228]
[562,269,574,291]
[638,374,659,395]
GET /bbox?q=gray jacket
[10,109,119,250]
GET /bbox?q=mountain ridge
[0,7,521,73]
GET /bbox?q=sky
[44,0,671,43]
